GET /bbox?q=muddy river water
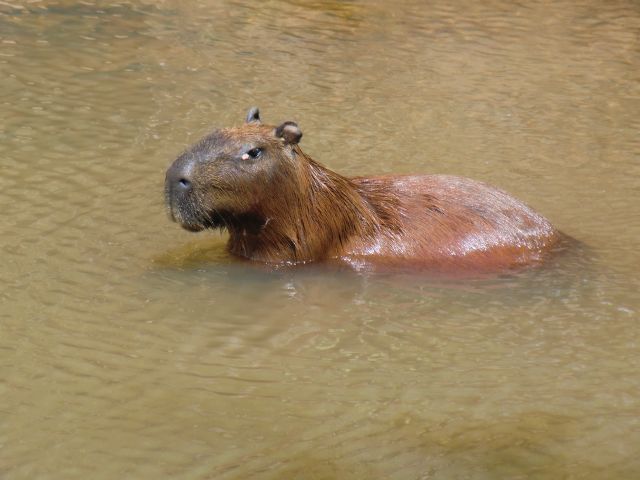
[1,1,639,478]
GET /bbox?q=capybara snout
[165,107,560,272]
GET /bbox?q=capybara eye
[247,148,262,159]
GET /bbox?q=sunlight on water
[1,1,639,479]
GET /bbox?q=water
[1,1,639,478]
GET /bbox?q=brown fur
[165,109,560,273]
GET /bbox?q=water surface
[1,1,639,478]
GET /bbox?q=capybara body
[165,108,559,273]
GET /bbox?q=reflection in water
[1,1,639,479]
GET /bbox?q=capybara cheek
[207,190,251,214]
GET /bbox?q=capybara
[165,107,560,272]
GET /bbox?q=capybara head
[165,107,304,232]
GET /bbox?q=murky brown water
[1,1,639,478]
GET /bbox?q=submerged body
[165,108,559,273]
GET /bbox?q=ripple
[1,1,639,478]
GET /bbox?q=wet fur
[166,113,559,272]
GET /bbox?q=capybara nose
[176,177,191,190]
[166,159,194,194]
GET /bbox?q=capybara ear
[246,106,261,124]
[275,121,303,145]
